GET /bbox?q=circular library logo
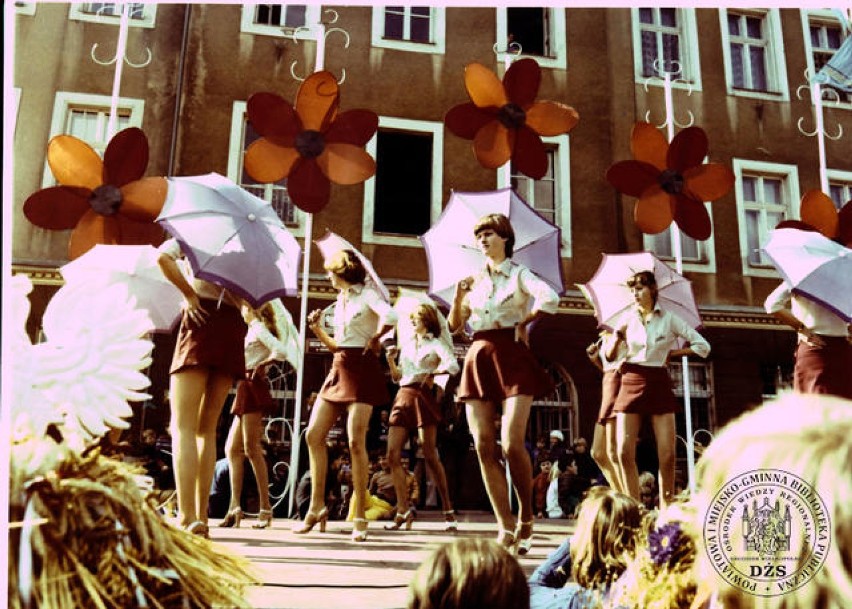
[702,469,830,598]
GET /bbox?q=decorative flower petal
[317,143,376,185]
[837,201,852,247]
[23,186,90,230]
[630,122,668,171]
[775,219,819,232]
[526,101,579,136]
[287,158,331,213]
[47,135,103,190]
[473,121,513,169]
[119,176,168,221]
[799,189,839,238]
[668,126,708,173]
[103,127,148,187]
[512,126,548,180]
[673,194,712,240]
[247,92,301,146]
[68,211,122,259]
[244,140,300,183]
[606,160,661,198]
[445,103,496,140]
[465,62,508,108]
[503,57,541,108]
[324,109,379,146]
[683,163,735,201]
[295,71,340,132]
[113,215,166,248]
[634,186,674,234]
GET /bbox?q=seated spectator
[638,470,658,512]
[572,437,601,487]
[296,445,345,519]
[531,434,548,466]
[408,538,529,609]
[548,430,566,463]
[533,457,553,519]
[691,393,852,609]
[545,460,564,519]
[529,486,642,609]
[139,427,174,490]
[347,454,396,521]
[557,453,590,519]
[208,457,258,519]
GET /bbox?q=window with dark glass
[506,7,550,57]
[373,130,432,235]
[383,6,432,43]
[254,4,307,29]
[82,2,145,19]
[638,7,682,76]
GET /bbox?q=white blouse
[244,319,291,370]
[158,238,233,304]
[332,284,397,348]
[764,282,848,338]
[621,305,711,367]
[396,334,460,386]
[463,259,559,333]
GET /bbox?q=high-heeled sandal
[443,510,458,532]
[253,509,273,529]
[292,507,328,534]
[496,529,517,553]
[384,509,415,531]
[218,507,243,528]
[185,521,209,538]
[352,518,369,542]
[515,519,534,556]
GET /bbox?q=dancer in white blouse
[448,213,559,555]
[610,271,710,508]
[385,303,460,531]
[295,249,397,542]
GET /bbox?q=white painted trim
[642,203,718,274]
[371,6,446,55]
[363,116,444,247]
[496,7,567,71]
[15,2,36,16]
[631,7,702,92]
[799,9,852,108]
[239,4,320,40]
[68,3,156,28]
[718,8,789,102]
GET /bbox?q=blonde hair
[570,486,643,591]
[691,393,852,609]
[407,538,529,609]
[412,303,442,338]
[324,249,367,285]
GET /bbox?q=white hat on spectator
[549,430,564,442]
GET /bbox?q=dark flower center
[295,130,326,159]
[497,103,526,129]
[658,169,684,195]
[89,184,123,216]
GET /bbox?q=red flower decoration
[776,190,852,247]
[23,127,167,260]
[244,71,379,213]
[606,122,734,241]
[445,58,579,180]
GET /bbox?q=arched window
[529,362,578,445]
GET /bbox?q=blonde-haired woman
[295,249,396,542]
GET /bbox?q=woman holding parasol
[448,213,559,554]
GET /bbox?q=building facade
[11,4,852,478]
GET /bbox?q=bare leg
[591,421,622,492]
[615,412,642,500]
[241,411,271,512]
[304,398,344,513]
[651,413,677,508]
[196,372,234,523]
[224,415,245,512]
[501,395,534,524]
[386,425,410,514]
[169,368,208,527]
[418,425,453,513]
[466,399,514,533]
[346,402,373,521]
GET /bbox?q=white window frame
[227,101,305,236]
[827,168,852,208]
[371,6,446,55]
[643,204,717,274]
[496,7,567,71]
[240,4,321,40]
[800,9,852,107]
[631,8,702,91]
[718,9,789,101]
[69,3,156,28]
[15,2,36,16]
[42,91,145,187]
[363,117,444,247]
[732,159,800,278]
[497,134,572,258]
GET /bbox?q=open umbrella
[156,172,302,308]
[580,251,701,331]
[314,230,390,302]
[59,244,183,333]
[419,188,563,306]
[393,288,453,352]
[763,228,852,322]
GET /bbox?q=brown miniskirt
[458,328,553,403]
[231,366,275,416]
[318,348,390,406]
[389,384,441,429]
[170,299,247,379]
[794,336,852,399]
[613,363,678,415]
[597,369,622,424]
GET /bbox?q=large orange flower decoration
[244,71,379,213]
[23,127,166,260]
[606,122,734,241]
[776,190,852,247]
[444,58,579,180]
